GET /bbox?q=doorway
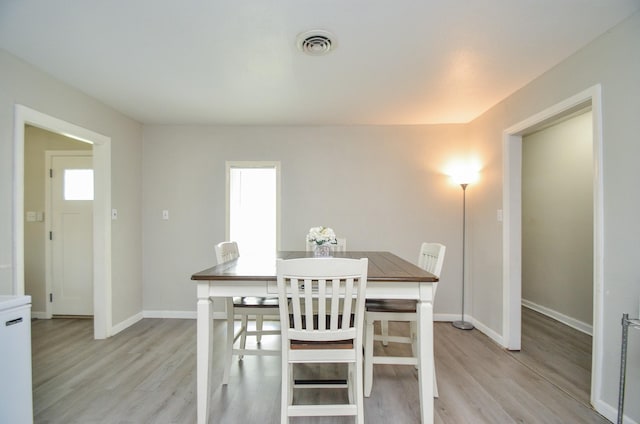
[226,162,281,256]
[518,109,594,405]
[47,152,94,316]
[521,109,593,331]
[13,105,112,339]
[502,85,604,408]
[23,127,94,318]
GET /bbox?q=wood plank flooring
[508,307,593,406]
[31,315,608,423]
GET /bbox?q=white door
[50,154,93,315]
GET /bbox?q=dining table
[191,250,438,424]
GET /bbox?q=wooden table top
[191,251,438,283]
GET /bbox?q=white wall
[467,12,640,420]
[522,111,593,329]
[0,49,144,328]
[141,124,468,317]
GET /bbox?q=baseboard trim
[595,397,638,424]
[111,312,143,336]
[31,311,48,319]
[434,313,466,322]
[141,310,227,320]
[471,317,505,346]
[143,310,197,319]
[434,313,504,346]
[522,299,593,336]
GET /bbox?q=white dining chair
[364,242,446,397]
[215,241,280,385]
[335,237,347,252]
[276,257,368,423]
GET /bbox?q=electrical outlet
[497,209,503,222]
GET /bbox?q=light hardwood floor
[509,307,593,407]
[31,315,608,424]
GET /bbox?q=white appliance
[0,295,33,424]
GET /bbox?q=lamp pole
[452,183,474,330]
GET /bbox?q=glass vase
[313,243,331,257]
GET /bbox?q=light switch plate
[162,210,169,220]
[111,209,118,220]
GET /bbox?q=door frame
[13,105,112,339]
[502,84,603,406]
[45,151,94,318]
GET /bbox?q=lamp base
[452,320,474,330]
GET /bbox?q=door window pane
[64,169,94,200]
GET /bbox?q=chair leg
[433,362,439,398]
[256,314,264,343]
[410,321,418,369]
[364,316,374,397]
[288,364,294,404]
[223,299,234,385]
[355,355,364,423]
[347,363,354,404]
[381,319,389,346]
[281,360,292,424]
[280,374,288,424]
[239,315,248,360]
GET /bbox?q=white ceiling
[1,1,638,126]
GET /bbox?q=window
[64,169,94,200]
[227,162,280,257]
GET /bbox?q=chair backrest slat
[318,279,326,330]
[304,278,314,330]
[290,278,303,330]
[341,278,354,330]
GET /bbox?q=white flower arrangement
[306,226,338,246]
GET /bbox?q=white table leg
[197,285,213,424]
[417,296,434,424]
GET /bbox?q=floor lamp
[452,177,475,330]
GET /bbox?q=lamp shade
[450,169,479,186]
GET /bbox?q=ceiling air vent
[297,30,335,56]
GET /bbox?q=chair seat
[291,339,354,349]
[233,296,280,308]
[365,299,417,313]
